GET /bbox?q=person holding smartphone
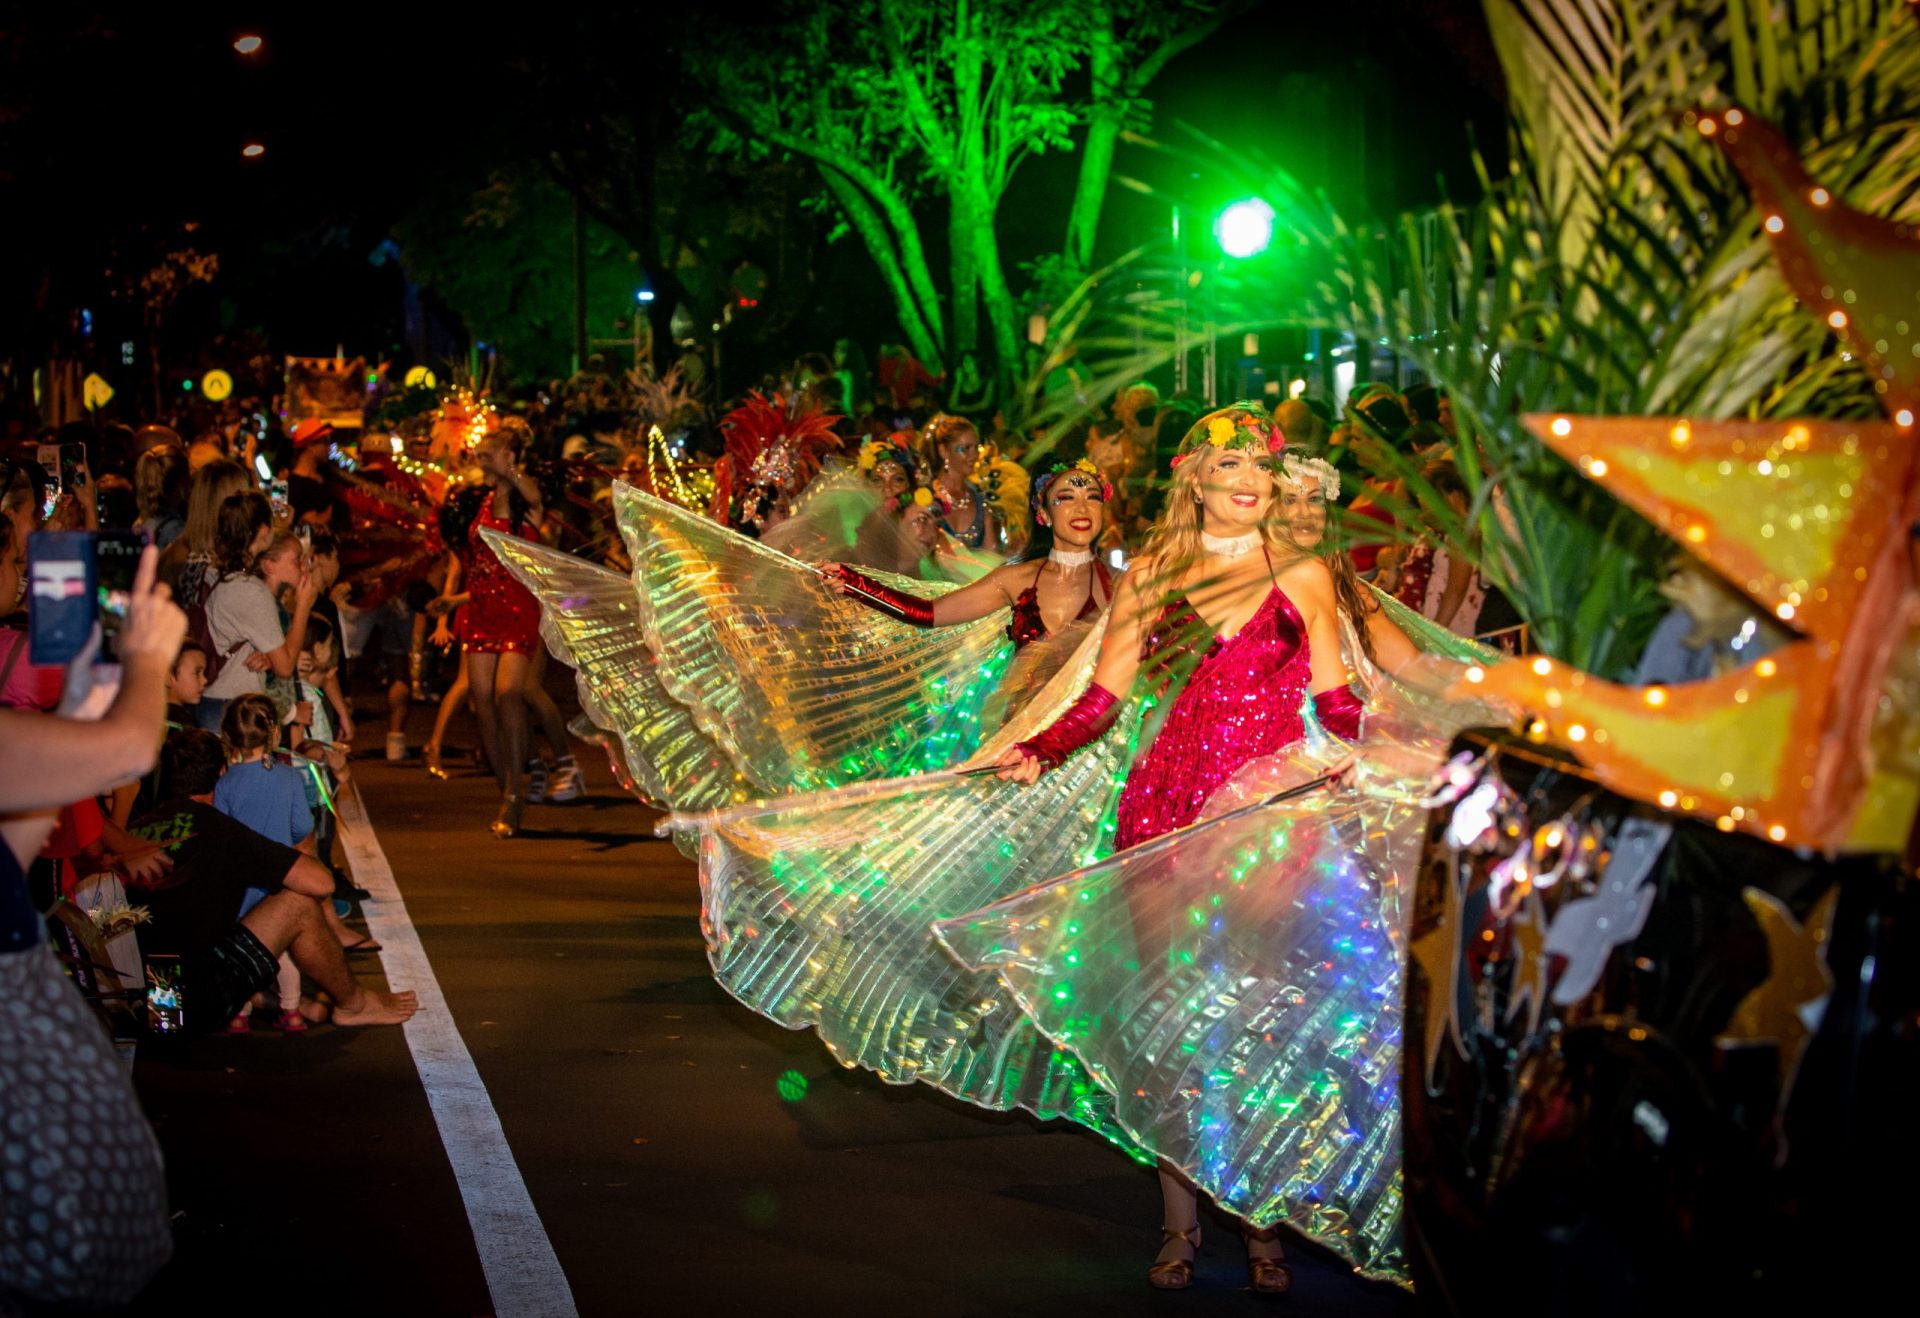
[0,543,180,1309]
[198,494,317,731]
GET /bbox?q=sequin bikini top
[1007,559,1112,649]
[938,481,989,548]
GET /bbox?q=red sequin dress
[1113,583,1312,849]
[462,496,542,655]
[1005,559,1112,649]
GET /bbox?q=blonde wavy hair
[1134,403,1298,606]
[916,413,979,479]
[183,458,251,560]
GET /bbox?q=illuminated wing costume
[933,603,1500,1285]
[483,482,1013,831]
[685,565,1497,1211]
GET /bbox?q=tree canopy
[685,0,1237,408]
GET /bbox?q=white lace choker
[1048,548,1095,568]
[1201,529,1261,559]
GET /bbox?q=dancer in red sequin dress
[996,404,1363,1294]
[464,422,548,837]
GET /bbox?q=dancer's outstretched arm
[824,561,1021,628]
[994,555,1153,782]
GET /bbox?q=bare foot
[297,996,332,1025]
[332,988,420,1027]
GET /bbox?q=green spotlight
[1214,198,1276,259]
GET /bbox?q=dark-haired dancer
[828,457,1118,727]
[462,422,556,837]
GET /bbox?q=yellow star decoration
[1503,892,1551,1037]
[1466,110,1920,855]
[1408,856,1470,1088]
[1714,885,1839,1103]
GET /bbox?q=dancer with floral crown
[982,404,1364,1290]
[677,406,1496,1288]
[826,457,1118,727]
[673,403,1461,1193]
[934,438,1507,1290]
[482,480,1013,835]
[919,413,998,550]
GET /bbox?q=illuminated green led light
[1214,198,1276,258]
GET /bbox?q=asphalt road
[118,692,1416,1318]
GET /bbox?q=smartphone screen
[58,442,87,494]
[27,530,147,666]
[94,530,149,663]
[27,531,93,666]
[145,955,185,1034]
[268,476,289,521]
[253,452,274,483]
[35,444,62,519]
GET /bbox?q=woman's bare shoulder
[1272,551,1337,608]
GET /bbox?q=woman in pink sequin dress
[996,403,1364,1293]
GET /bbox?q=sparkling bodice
[465,497,542,652]
[1006,560,1110,650]
[1114,584,1312,850]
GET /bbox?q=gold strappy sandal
[1148,1223,1202,1290]
[1241,1224,1292,1295]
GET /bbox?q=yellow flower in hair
[857,443,880,471]
[912,486,934,508]
[1073,458,1101,478]
[1206,416,1237,447]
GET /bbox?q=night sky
[1,4,1506,402]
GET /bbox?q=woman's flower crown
[858,433,918,478]
[1278,452,1340,503]
[1031,457,1114,509]
[881,484,937,515]
[1170,406,1287,469]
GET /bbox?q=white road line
[335,783,579,1318]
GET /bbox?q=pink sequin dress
[1113,584,1312,850]
[462,497,542,655]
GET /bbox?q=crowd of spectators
[0,338,1506,1305]
[0,417,428,1305]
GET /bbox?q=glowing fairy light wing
[614,483,1012,793]
[483,531,746,814]
[927,628,1503,1287]
[693,618,1149,1140]
[691,585,1500,1198]
[935,769,1414,1283]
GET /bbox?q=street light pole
[1207,198,1276,407]
[1172,204,1189,398]
[571,193,587,376]
[1202,261,1219,407]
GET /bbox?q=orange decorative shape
[1463,642,1866,849]
[1479,115,1920,855]
[1708,112,1920,420]
[1523,415,1912,646]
